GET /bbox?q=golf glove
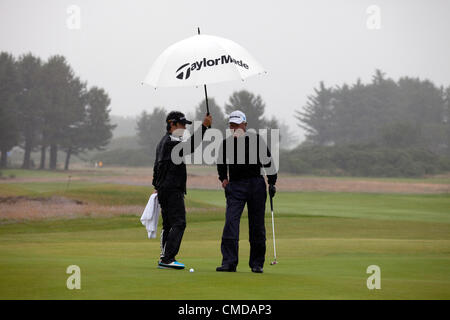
[269,184,276,198]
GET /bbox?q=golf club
[269,193,278,265]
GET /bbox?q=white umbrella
[143,28,266,115]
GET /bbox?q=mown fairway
[0,170,449,299]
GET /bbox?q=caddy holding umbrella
[143,29,277,271]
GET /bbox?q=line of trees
[5,54,446,178]
[134,90,287,165]
[100,72,450,177]
[296,70,450,154]
[282,70,450,176]
[0,52,116,170]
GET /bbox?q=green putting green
[0,183,449,299]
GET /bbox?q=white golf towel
[140,193,160,239]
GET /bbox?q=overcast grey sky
[1,0,449,141]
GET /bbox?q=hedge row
[279,145,450,177]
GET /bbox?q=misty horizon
[1,0,450,143]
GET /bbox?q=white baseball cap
[228,110,247,124]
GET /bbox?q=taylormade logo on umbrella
[176,55,249,80]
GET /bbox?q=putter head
[270,260,278,265]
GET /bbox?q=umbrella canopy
[143,34,266,88]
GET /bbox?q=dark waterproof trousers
[221,176,267,269]
[157,189,186,263]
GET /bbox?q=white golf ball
[189,268,194,273]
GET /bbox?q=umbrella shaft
[203,84,210,115]
[199,25,209,116]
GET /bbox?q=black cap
[166,111,192,125]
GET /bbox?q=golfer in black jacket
[152,111,212,269]
[216,110,277,273]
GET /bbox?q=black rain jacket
[152,125,207,194]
